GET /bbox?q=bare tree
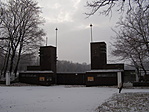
[111,8,149,81]
[86,0,149,16]
[0,0,45,77]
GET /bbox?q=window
[39,77,45,81]
[88,77,94,81]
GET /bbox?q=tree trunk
[14,41,23,77]
[9,50,16,76]
[2,46,11,77]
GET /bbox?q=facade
[91,42,107,69]
[86,42,124,86]
[39,46,56,74]
[19,46,56,85]
[86,70,124,86]
[27,46,56,74]
[57,73,85,85]
[19,71,54,86]
[19,42,127,86]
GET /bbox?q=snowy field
[0,85,149,112]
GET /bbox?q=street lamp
[90,24,93,42]
[55,28,58,48]
[46,37,48,46]
[55,28,58,84]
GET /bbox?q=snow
[86,69,124,73]
[20,71,53,73]
[98,92,149,112]
[0,85,149,112]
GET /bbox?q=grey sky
[36,0,120,64]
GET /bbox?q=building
[86,42,124,87]
[19,46,56,85]
[19,42,126,86]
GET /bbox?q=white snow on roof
[20,71,53,73]
[86,69,124,73]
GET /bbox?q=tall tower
[91,42,107,69]
[39,46,56,74]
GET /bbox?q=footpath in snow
[0,85,149,112]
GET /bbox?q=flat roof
[20,71,53,73]
[86,69,124,73]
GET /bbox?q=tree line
[57,60,90,73]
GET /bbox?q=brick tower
[91,42,107,69]
[39,46,56,74]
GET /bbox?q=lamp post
[55,28,58,48]
[90,24,93,42]
[46,37,48,46]
[55,28,58,84]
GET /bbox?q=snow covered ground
[98,92,149,112]
[0,85,149,112]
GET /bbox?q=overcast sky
[36,0,120,64]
